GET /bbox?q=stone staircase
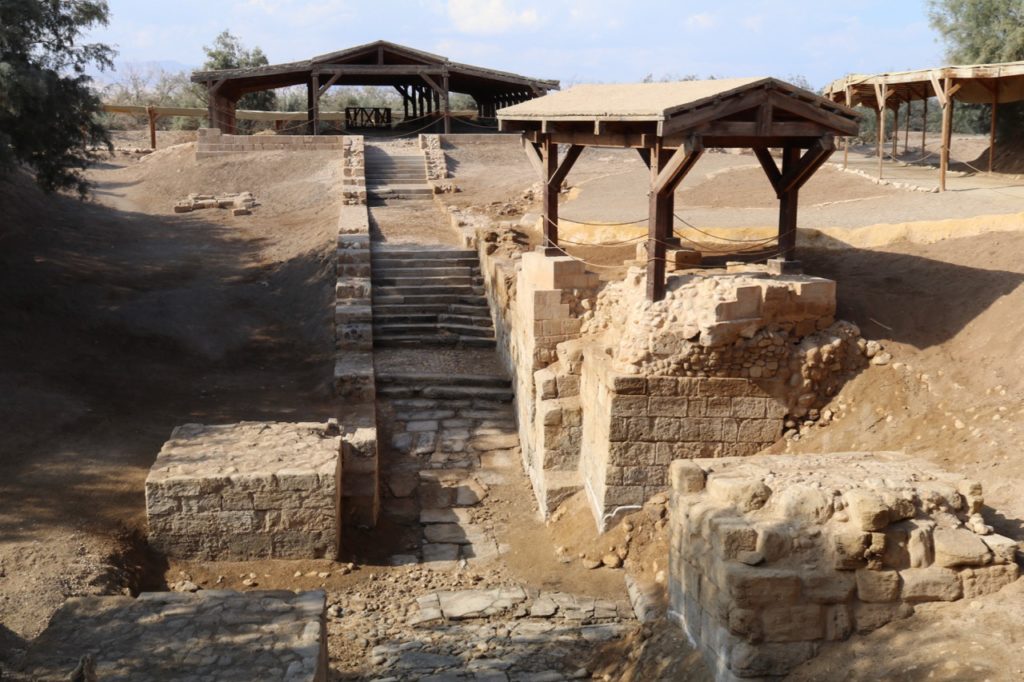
[365,147,433,205]
[372,247,496,348]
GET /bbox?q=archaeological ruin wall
[196,127,346,158]
[668,452,1020,680]
[475,236,869,529]
[334,135,379,527]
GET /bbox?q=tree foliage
[0,0,114,195]
[927,0,1024,64]
[928,0,1024,142]
[202,30,275,111]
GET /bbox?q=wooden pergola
[824,61,1024,190]
[191,40,558,135]
[497,79,859,301]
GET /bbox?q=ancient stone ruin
[668,452,1019,679]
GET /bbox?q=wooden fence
[101,104,346,149]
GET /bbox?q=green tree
[202,30,276,111]
[0,0,114,195]
[928,0,1024,143]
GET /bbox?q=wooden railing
[101,104,346,149]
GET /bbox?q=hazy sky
[88,0,948,89]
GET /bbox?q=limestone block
[669,460,706,493]
[855,569,900,602]
[957,479,984,514]
[883,519,934,569]
[720,565,802,609]
[981,534,1019,564]
[706,476,772,512]
[933,528,992,568]
[959,563,1019,598]
[802,572,855,604]
[767,485,833,525]
[853,601,913,634]
[824,603,852,641]
[843,489,890,531]
[728,641,818,678]
[760,604,824,643]
[899,567,962,602]
[146,422,341,561]
[709,517,758,560]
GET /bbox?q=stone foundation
[475,235,865,528]
[334,134,379,526]
[196,127,345,159]
[21,590,327,681]
[668,452,1020,681]
[146,422,342,560]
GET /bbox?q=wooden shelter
[191,40,558,135]
[824,61,1024,190]
[497,78,859,301]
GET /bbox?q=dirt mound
[0,148,339,647]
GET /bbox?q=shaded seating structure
[497,79,859,301]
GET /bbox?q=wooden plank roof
[498,78,859,144]
[191,39,558,97]
[824,61,1024,108]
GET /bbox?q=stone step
[372,313,440,325]
[377,382,512,401]
[371,266,477,279]
[374,249,478,259]
[448,303,491,315]
[373,294,487,306]
[375,323,493,338]
[374,335,496,349]
[373,275,478,287]
[376,285,481,297]
[438,313,492,327]
[374,303,451,316]
[367,198,434,207]
[377,373,510,388]
[368,187,434,196]
[373,259,481,271]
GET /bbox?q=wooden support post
[147,106,157,150]
[541,136,559,250]
[989,90,998,173]
[922,97,928,153]
[311,72,320,135]
[778,146,801,261]
[892,103,899,160]
[306,80,315,134]
[442,73,451,135]
[645,138,704,302]
[940,78,953,192]
[903,101,910,154]
[843,86,851,169]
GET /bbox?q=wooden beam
[652,137,704,195]
[147,106,158,150]
[318,71,342,97]
[922,96,928,152]
[521,136,544,177]
[778,146,801,261]
[892,101,900,160]
[777,138,835,195]
[550,144,584,189]
[660,88,768,136]
[541,136,559,249]
[637,147,652,169]
[940,77,954,191]
[876,84,887,179]
[311,71,320,135]
[769,91,859,136]
[989,84,998,173]
[442,72,451,135]
[753,147,782,190]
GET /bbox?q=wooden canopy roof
[497,78,859,148]
[191,39,558,100]
[824,61,1024,110]
[497,78,860,302]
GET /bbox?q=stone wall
[22,590,328,681]
[334,135,378,527]
[474,235,865,527]
[580,353,787,529]
[668,452,1020,680]
[146,422,342,560]
[196,127,345,159]
[419,134,449,181]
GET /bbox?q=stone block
[760,604,824,642]
[899,567,962,602]
[146,422,341,561]
[980,534,1019,564]
[933,528,992,568]
[855,569,900,603]
[843,489,890,531]
[706,476,772,512]
[669,460,706,493]
[959,563,1019,599]
[802,572,855,604]
[720,565,802,609]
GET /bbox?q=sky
[87,0,948,90]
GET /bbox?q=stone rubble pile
[173,191,256,215]
[668,452,1021,680]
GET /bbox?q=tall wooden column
[646,138,703,301]
[311,72,320,135]
[778,147,801,261]
[940,77,955,191]
[921,97,928,152]
[875,83,890,179]
[542,137,559,249]
[442,73,451,134]
[989,83,999,172]
[892,102,900,160]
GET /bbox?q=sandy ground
[3,130,1024,679]
[0,145,339,661]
